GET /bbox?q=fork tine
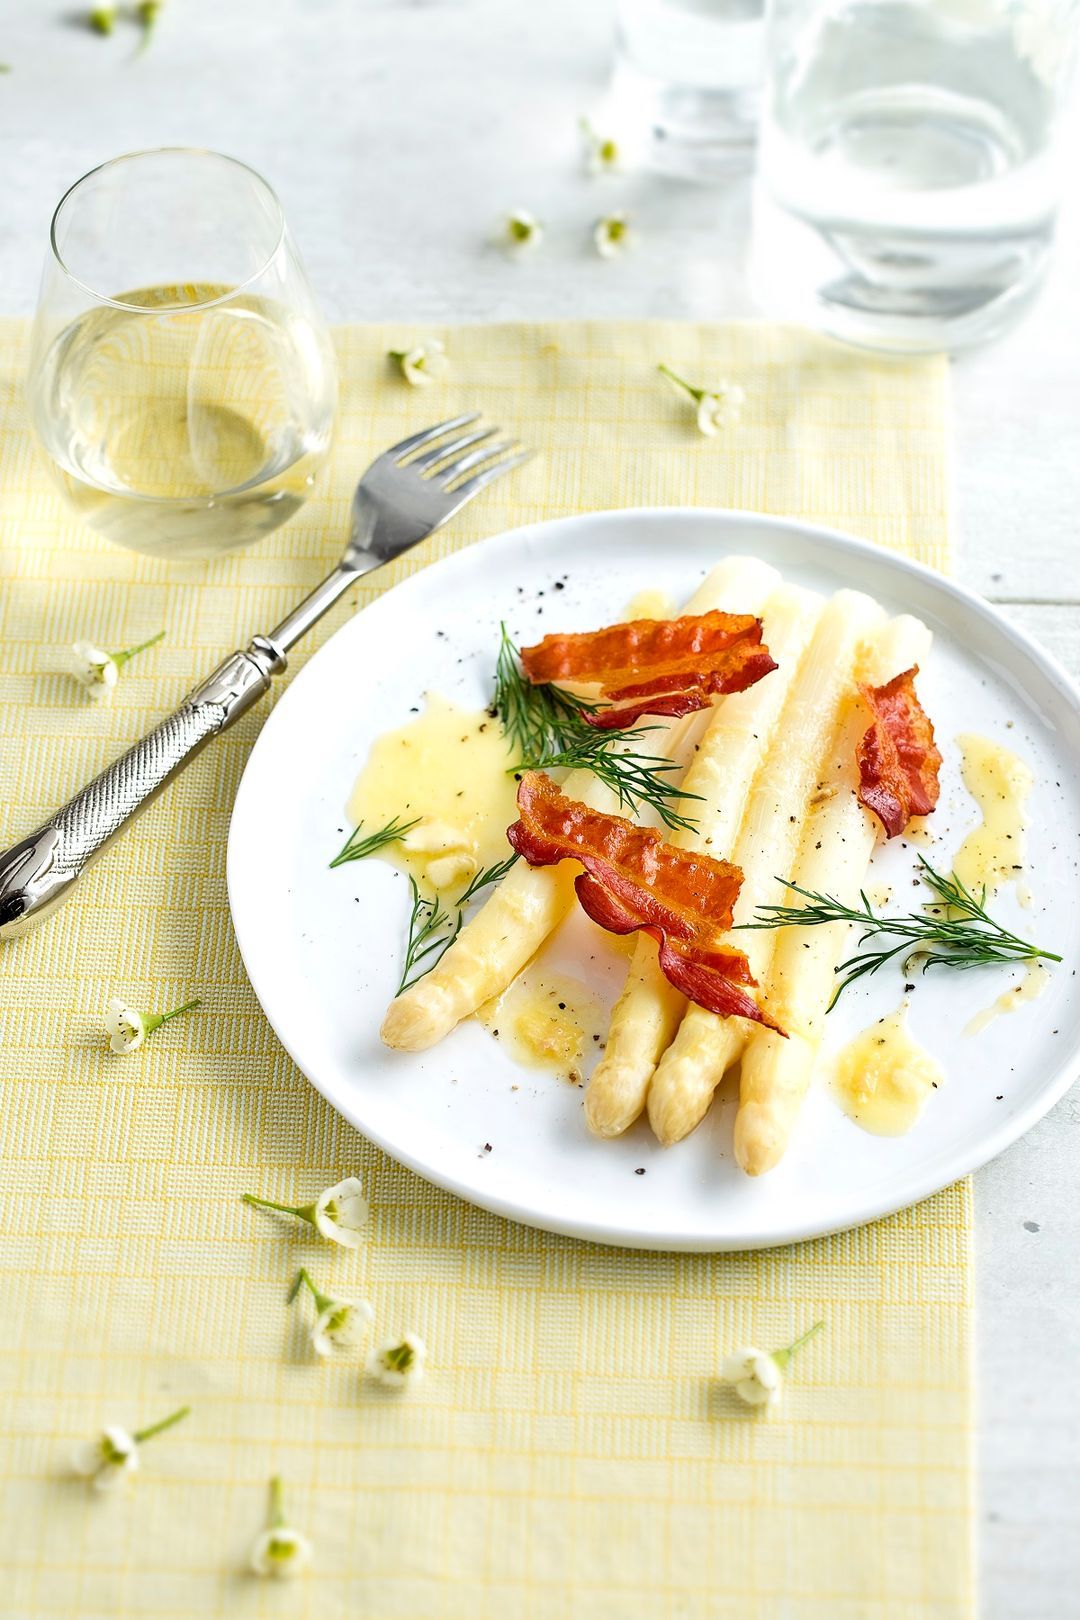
[446,449,533,503]
[438,438,517,485]
[386,413,480,462]
[410,426,495,472]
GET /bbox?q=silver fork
[0,414,529,942]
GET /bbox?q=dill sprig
[397,878,463,995]
[330,815,421,869]
[394,856,519,993]
[456,852,519,906]
[492,624,700,833]
[738,855,1061,1008]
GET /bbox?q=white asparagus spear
[734,614,933,1175]
[380,555,781,1052]
[583,582,824,1138]
[646,589,885,1145]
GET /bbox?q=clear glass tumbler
[28,148,337,560]
[609,0,766,179]
[751,0,1080,352]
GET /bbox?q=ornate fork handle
[0,637,284,938]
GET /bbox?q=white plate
[228,509,1080,1250]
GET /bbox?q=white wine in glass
[29,149,337,561]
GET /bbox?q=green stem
[242,1192,316,1227]
[135,0,160,53]
[132,1404,190,1445]
[288,1267,333,1314]
[657,363,702,403]
[268,1474,286,1530]
[112,629,165,670]
[773,1320,824,1370]
[142,997,201,1036]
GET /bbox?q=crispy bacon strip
[506,773,784,1032]
[520,611,777,728]
[857,666,943,839]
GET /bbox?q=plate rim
[228,506,1080,1250]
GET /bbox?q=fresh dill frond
[492,623,700,832]
[738,854,1061,1008]
[456,852,519,907]
[330,815,421,869]
[396,877,463,996]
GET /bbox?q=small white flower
[696,383,746,437]
[720,1322,823,1411]
[105,998,144,1053]
[721,1347,782,1408]
[313,1176,370,1247]
[503,209,543,254]
[367,1331,427,1388]
[72,642,119,700]
[72,1405,189,1490]
[580,116,622,176]
[72,1425,139,1490]
[312,1298,372,1358]
[70,630,164,702]
[251,1477,312,1579]
[289,1267,373,1359]
[104,994,200,1055]
[659,363,746,437]
[593,212,632,259]
[388,339,449,387]
[242,1175,370,1248]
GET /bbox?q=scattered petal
[105,998,145,1054]
[72,1406,187,1489]
[580,116,622,175]
[251,1478,312,1579]
[104,995,200,1054]
[313,1177,370,1247]
[367,1332,427,1388]
[720,1323,822,1411]
[251,1527,313,1579]
[720,1347,782,1408]
[695,383,745,437]
[71,642,119,700]
[503,210,543,254]
[311,1298,374,1359]
[389,339,449,387]
[72,1426,139,1490]
[593,213,632,258]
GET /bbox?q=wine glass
[28,148,337,561]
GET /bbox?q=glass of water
[751,0,1080,352]
[28,148,337,560]
[610,0,766,179]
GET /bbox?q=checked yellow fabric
[0,320,970,1619]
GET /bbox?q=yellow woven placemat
[0,319,971,1620]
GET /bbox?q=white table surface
[1,2,1077,1614]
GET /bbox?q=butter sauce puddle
[953,732,1034,907]
[829,1001,945,1136]
[347,693,520,895]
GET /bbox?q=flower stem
[141,998,200,1037]
[268,1474,286,1530]
[657,363,701,403]
[133,1403,190,1445]
[773,1320,825,1369]
[289,1267,334,1314]
[242,1192,313,1223]
[112,629,166,669]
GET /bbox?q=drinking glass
[28,148,337,560]
[609,0,766,179]
[751,0,1080,352]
